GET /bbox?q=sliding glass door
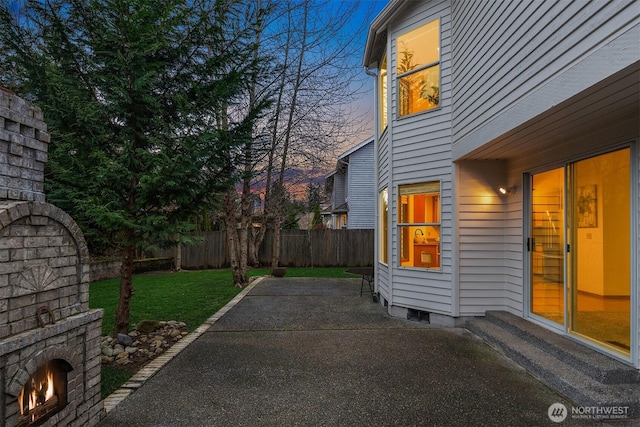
[569,148,631,355]
[529,148,631,357]
[530,168,565,325]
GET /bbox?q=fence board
[173,229,373,269]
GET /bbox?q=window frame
[379,187,389,265]
[379,52,388,134]
[397,181,442,270]
[396,18,441,118]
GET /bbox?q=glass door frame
[524,166,568,332]
[523,143,638,366]
[632,142,639,367]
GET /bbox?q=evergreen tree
[311,203,323,229]
[306,182,322,212]
[282,209,300,230]
[0,0,268,335]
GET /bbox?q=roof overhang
[338,136,374,161]
[362,0,408,68]
[454,60,640,163]
[332,202,349,214]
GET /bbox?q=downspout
[364,66,377,79]
[364,66,380,303]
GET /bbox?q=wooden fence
[174,229,374,269]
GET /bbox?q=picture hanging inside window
[577,185,597,228]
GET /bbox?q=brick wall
[0,90,104,426]
[0,200,90,339]
[0,88,50,202]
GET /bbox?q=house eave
[332,202,349,214]
[362,0,408,67]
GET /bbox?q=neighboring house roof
[333,137,374,174]
[338,137,373,161]
[325,137,374,182]
[322,136,375,229]
[332,202,348,214]
[325,169,338,179]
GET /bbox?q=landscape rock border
[101,320,189,370]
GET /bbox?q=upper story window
[397,19,440,116]
[379,53,388,133]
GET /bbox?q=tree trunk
[248,227,260,267]
[268,2,309,271]
[253,2,292,262]
[224,190,248,287]
[174,244,181,271]
[114,243,135,336]
[270,216,282,271]
[115,171,138,337]
[238,145,251,276]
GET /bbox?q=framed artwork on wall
[577,184,597,228]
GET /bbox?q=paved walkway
[98,277,593,426]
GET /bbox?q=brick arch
[6,345,79,397]
[0,200,90,289]
[0,201,89,261]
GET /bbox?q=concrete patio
[97,277,607,426]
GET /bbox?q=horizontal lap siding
[456,160,509,316]
[378,131,390,186]
[377,130,390,301]
[451,0,638,150]
[347,143,375,229]
[376,264,390,301]
[388,0,454,315]
[377,75,390,299]
[636,147,640,363]
[504,198,524,315]
[449,2,635,316]
[392,268,452,313]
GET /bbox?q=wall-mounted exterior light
[499,186,517,195]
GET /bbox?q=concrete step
[466,312,640,419]
[482,311,640,384]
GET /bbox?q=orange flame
[18,367,55,416]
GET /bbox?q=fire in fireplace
[17,360,70,427]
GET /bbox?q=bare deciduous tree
[225,0,378,285]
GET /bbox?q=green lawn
[90,266,362,397]
[91,269,242,336]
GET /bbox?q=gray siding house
[324,137,375,229]
[364,0,639,371]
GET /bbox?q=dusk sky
[4,0,389,170]
[339,0,388,151]
[274,0,389,197]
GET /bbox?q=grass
[100,365,134,398]
[90,269,243,336]
[90,266,362,398]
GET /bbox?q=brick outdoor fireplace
[0,89,104,426]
